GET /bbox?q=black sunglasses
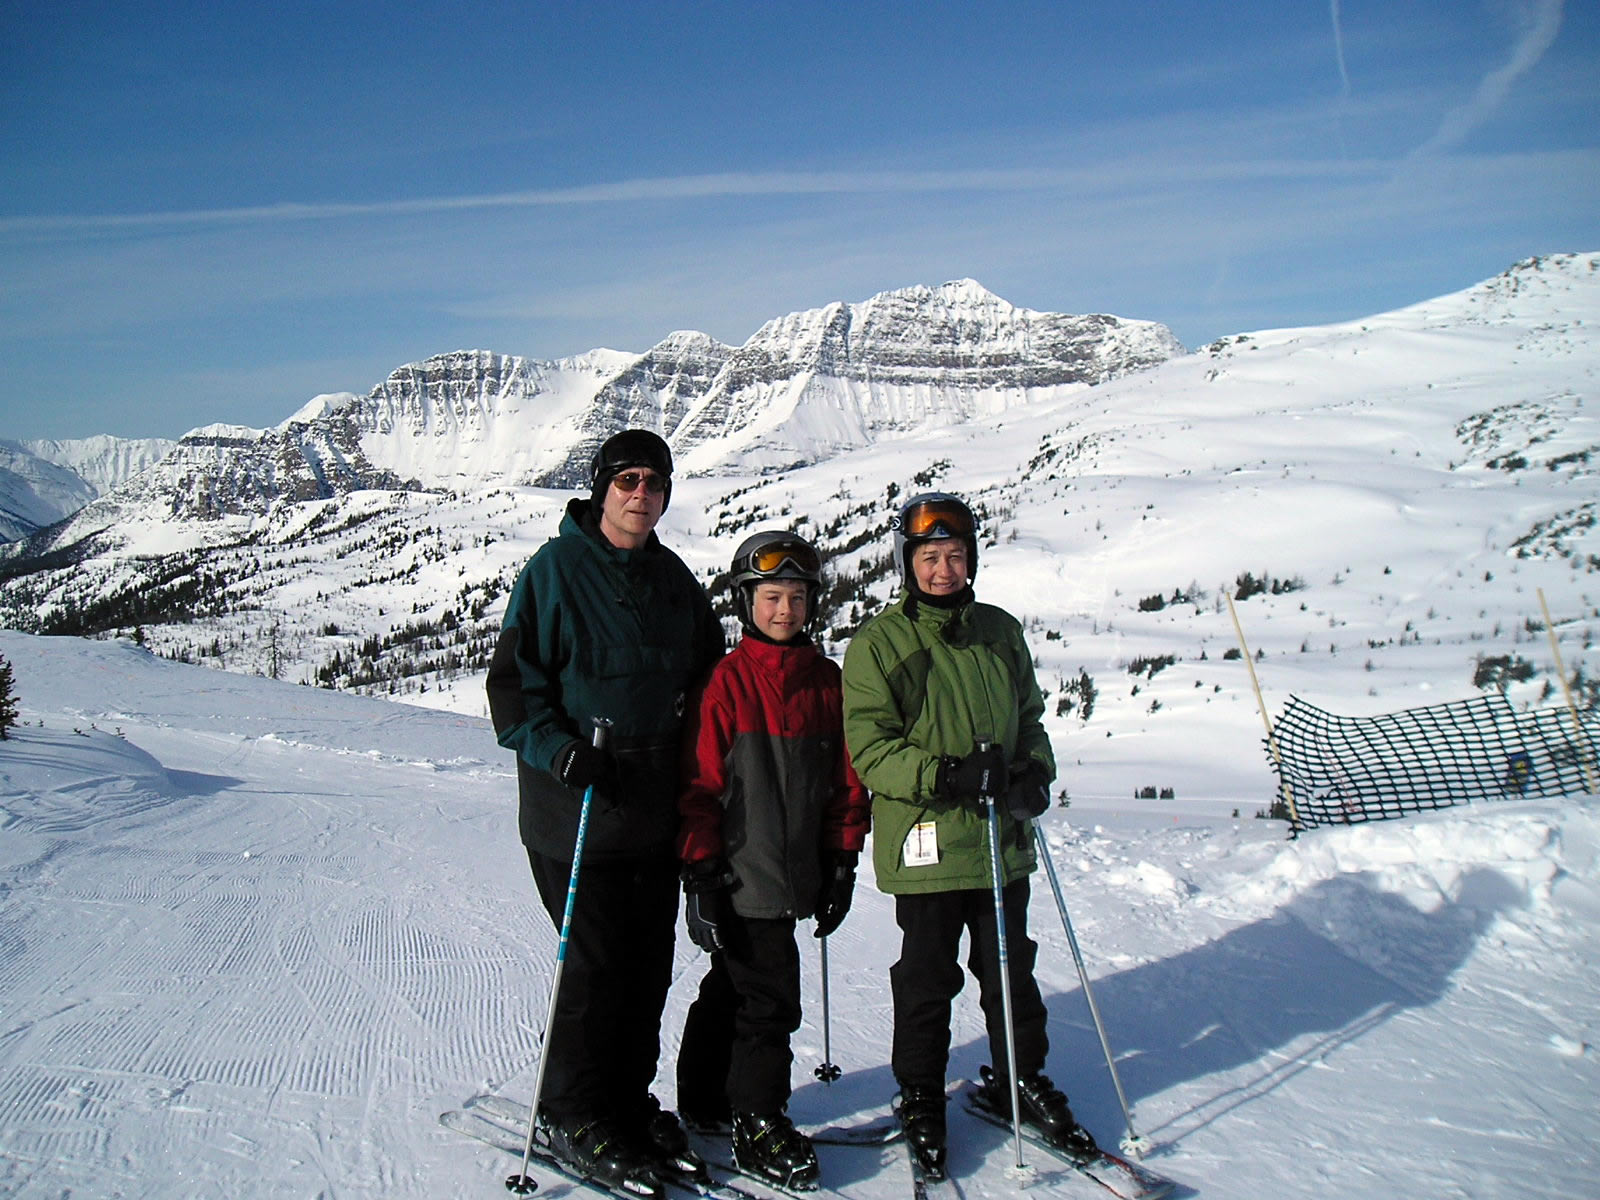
[611,470,667,495]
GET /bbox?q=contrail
[1409,0,1563,158]
[1330,0,1352,99]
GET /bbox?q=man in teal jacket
[842,491,1095,1180]
[487,429,724,1195]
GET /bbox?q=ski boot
[978,1065,1098,1162]
[896,1084,948,1181]
[731,1110,820,1192]
[625,1094,705,1178]
[539,1112,665,1198]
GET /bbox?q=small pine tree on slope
[0,653,18,739]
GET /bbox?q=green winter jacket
[842,590,1054,894]
[486,499,725,862]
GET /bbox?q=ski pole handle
[590,716,612,750]
[976,738,999,805]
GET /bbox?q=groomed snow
[1,631,1594,1198]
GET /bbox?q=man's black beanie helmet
[590,429,674,513]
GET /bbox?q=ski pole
[508,716,613,1196]
[1030,817,1150,1159]
[813,936,841,1083]
[977,740,1029,1176]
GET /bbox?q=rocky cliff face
[5,281,1183,554]
[670,280,1184,471]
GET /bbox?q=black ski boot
[896,1084,948,1181]
[732,1110,820,1191]
[978,1065,1098,1162]
[540,1112,665,1198]
[625,1094,704,1178]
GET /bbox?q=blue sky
[2,0,1594,441]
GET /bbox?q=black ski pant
[527,848,680,1126]
[890,877,1048,1090]
[676,914,801,1118]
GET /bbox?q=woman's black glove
[813,850,859,938]
[1006,760,1053,820]
[681,859,736,954]
[937,745,1010,812]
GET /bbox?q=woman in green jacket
[841,491,1095,1180]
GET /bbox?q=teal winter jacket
[842,590,1054,894]
[487,499,725,862]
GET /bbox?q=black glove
[681,859,735,954]
[813,850,859,939]
[1006,760,1053,820]
[937,745,1010,813]
[556,739,616,794]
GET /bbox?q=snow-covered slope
[0,435,174,541]
[0,253,1592,814]
[0,631,1594,1199]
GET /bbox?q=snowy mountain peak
[3,281,1183,542]
[282,392,363,428]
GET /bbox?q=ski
[685,1143,823,1200]
[957,1082,1175,1200]
[679,1111,901,1148]
[442,1099,766,1200]
[891,1097,963,1200]
[805,1114,903,1147]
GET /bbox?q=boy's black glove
[813,850,859,939]
[681,858,736,954]
[557,739,617,796]
[1006,760,1053,820]
[937,745,1010,813]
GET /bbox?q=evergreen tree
[0,653,18,740]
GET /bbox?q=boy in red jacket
[674,530,870,1192]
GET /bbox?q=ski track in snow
[1,632,1598,1198]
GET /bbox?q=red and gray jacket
[677,635,870,920]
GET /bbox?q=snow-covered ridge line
[2,279,1183,545]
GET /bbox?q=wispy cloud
[1408,0,1564,158]
[0,159,1386,240]
[1329,0,1353,99]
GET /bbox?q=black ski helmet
[729,530,824,630]
[892,491,978,590]
[590,429,673,512]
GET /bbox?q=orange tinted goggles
[746,539,821,575]
[897,498,975,538]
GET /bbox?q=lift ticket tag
[904,821,940,867]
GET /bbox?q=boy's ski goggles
[736,538,822,577]
[894,498,976,539]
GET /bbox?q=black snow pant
[676,914,802,1118]
[527,848,680,1126]
[890,877,1048,1089]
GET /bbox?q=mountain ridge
[0,252,1594,811]
[1,280,1180,547]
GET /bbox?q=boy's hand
[681,859,735,954]
[813,850,858,938]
